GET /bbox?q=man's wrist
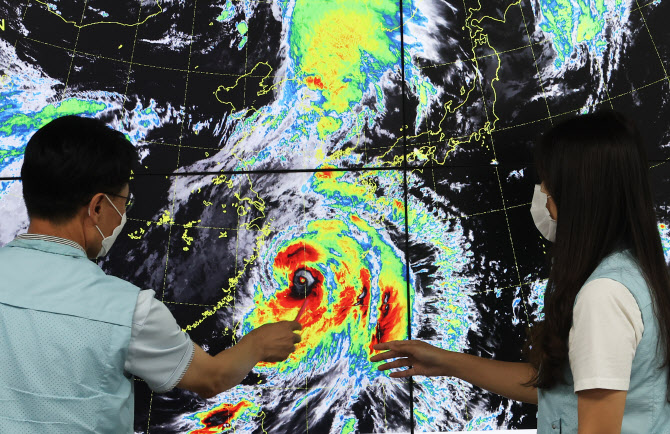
[239,331,264,363]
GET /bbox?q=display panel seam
[399,0,416,431]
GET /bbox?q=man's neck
[27,218,86,250]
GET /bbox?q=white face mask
[530,184,557,242]
[89,194,127,258]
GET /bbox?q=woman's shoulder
[585,250,652,310]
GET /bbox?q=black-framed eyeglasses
[105,191,135,212]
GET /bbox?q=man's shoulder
[0,241,142,326]
[99,272,143,294]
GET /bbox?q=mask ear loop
[104,194,124,217]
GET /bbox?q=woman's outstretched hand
[370,340,451,378]
[371,339,539,404]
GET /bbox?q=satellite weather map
[1,0,670,432]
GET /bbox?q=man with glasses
[0,116,301,433]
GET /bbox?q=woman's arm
[371,340,538,404]
[577,389,626,434]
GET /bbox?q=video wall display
[1,0,669,432]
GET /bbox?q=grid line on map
[16,32,554,82]
[160,0,199,304]
[21,0,31,19]
[635,0,661,11]
[152,0,200,432]
[16,10,662,168]
[17,36,268,78]
[433,279,546,299]
[59,0,89,100]
[12,2,662,100]
[164,300,216,307]
[492,2,537,326]
[123,196,532,230]
[468,32,530,329]
[11,1,32,51]
[597,5,625,110]
[458,0,482,422]
[420,40,544,70]
[518,1,553,126]
[242,5,250,129]
[526,1,663,115]
[489,135,532,327]
[650,157,670,169]
[634,0,670,86]
[102,3,155,431]
[468,4,523,275]
[30,0,162,29]
[492,74,670,134]
[455,6,536,404]
[598,60,615,111]
[145,389,154,434]
[123,68,670,162]
[3,154,668,184]
[120,6,144,117]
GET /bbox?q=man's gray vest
[0,238,139,433]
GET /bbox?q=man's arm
[177,321,301,399]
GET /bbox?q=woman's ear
[540,182,550,196]
[546,195,558,220]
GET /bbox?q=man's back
[0,236,139,433]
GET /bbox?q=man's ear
[86,193,106,225]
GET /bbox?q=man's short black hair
[21,115,138,222]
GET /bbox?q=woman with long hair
[372,112,670,432]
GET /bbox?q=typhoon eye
[291,268,317,298]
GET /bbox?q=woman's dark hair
[526,111,670,392]
[21,115,138,223]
